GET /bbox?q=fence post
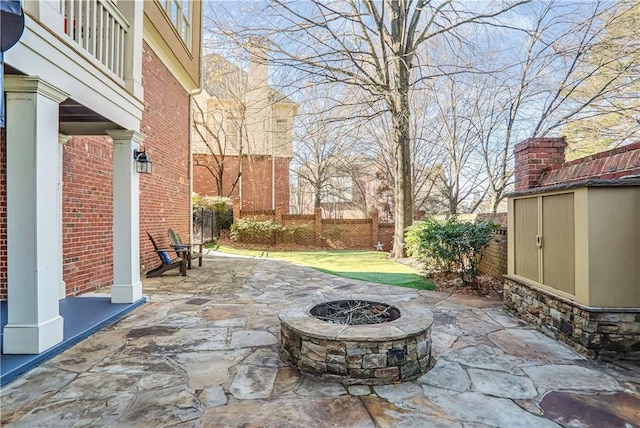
[211,210,220,242]
[233,198,241,224]
[314,207,323,247]
[275,207,282,245]
[371,211,379,250]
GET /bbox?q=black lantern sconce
[133,147,152,174]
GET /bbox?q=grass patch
[213,246,435,290]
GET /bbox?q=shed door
[542,193,575,294]
[514,197,539,282]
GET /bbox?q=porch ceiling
[59,99,122,136]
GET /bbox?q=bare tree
[292,91,361,212]
[426,72,487,214]
[207,0,526,257]
[560,1,640,156]
[192,54,248,198]
[461,0,640,211]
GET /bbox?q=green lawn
[212,246,435,290]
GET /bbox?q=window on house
[274,118,288,149]
[158,0,191,48]
[322,176,353,203]
[226,116,240,148]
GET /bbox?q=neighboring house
[290,156,387,219]
[192,51,298,213]
[0,0,201,354]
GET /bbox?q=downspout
[271,105,275,211]
[189,0,205,242]
[189,92,197,242]
[189,87,204,242]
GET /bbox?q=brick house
[1,0,201,354]
[192,51,297,213]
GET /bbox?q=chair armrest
[155,248,186,253]
[171,242,202,248]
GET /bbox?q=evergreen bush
[231,217,287,244]
[405,216,498,284]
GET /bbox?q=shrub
[322,226,348,248]
[193,194,233,228]
[287,224,314,245]
[405,216,498,284]
[231,217,287,244]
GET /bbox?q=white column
[58,134,71,299]
[118,0,144,99]
[107,130,145,303]
[3,76,68,354]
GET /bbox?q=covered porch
[2,0,147,358]
[0,295,144,386]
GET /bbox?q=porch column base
[2,315,64,354]
[111,282,143,304]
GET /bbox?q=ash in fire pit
[310,300,400,325]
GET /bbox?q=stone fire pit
[279,296,433,385]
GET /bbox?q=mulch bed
[427,272,504,300]
[397,258,504,300]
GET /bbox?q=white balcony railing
[62,0,129,79]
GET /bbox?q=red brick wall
[230,207,394,251]
[514,137,567,191]
[539,141,640,186]
[193,154,290,213]
[62,137,114,295]
[515,138,640,190]
[478,228,507,278]
[378,223,395,253]
[0,44,193,299]
[138,42,192,272]
[0,129,6,300]
[281,215,315,245]
[1,134,116,298]
[322,219,374,249]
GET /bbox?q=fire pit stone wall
[279,297,433,385]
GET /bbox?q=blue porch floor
[1,295,146,386]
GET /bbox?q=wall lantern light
[133,148,152,174]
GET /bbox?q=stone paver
[229,365,278,399]
[1,252,638,427]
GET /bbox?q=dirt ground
[397,258,505,300]
[427,272,505,299]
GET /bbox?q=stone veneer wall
[504,278,640,360]
[279,300,433,385]
[280,323,432,385]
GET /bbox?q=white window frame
[158,0,192,48]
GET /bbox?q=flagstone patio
[1,252,639,427]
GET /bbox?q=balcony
[5,0,144,133]
[62,0,128,80]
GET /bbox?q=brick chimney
[514,137,567,190]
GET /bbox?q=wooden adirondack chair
[146,232,187,278]
[168,229,203,269]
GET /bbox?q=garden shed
[504,137,640,360]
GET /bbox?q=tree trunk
[217,164,225,196]
[390,82,413,259]
[314,185,322,209]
